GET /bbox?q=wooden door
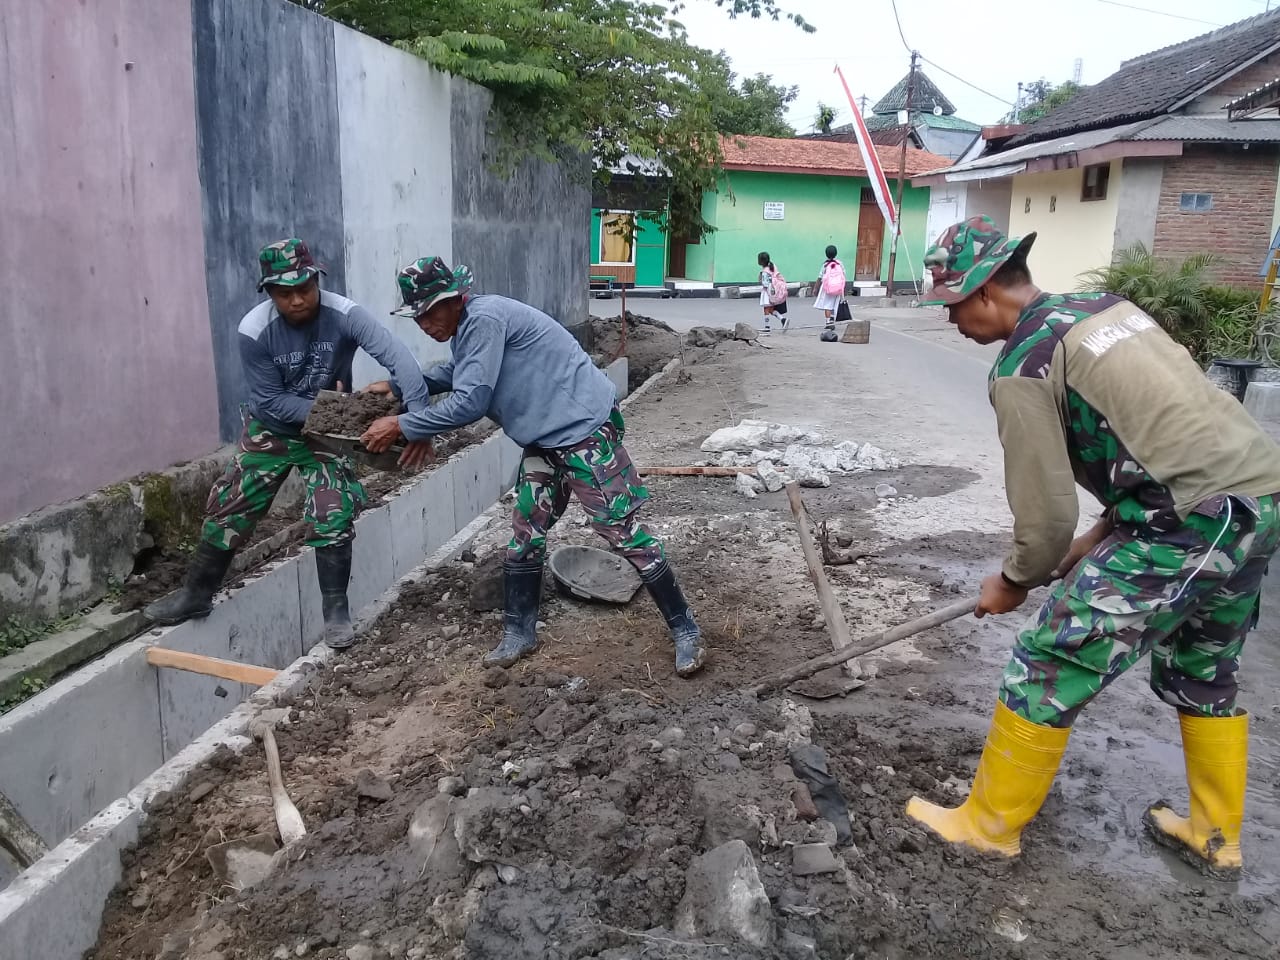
[855,192,884,281]
[668,238,688,279]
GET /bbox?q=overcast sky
[674,0,1275,133]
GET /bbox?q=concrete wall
[192,0,348,440]
[335,25,455,385]
[1113,157,1164,254]
[693,171,932,286]
[451,82,592,329]
[1009,162,1121,292]
[0,0,221,524]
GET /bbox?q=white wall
[334,25,455,385]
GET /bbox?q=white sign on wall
[763,202,785,221]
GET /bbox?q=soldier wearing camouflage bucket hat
[144,238,433,651]
[904,214,1280,879]
[360,255,707,677]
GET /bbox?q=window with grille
[1081,163,1110,202]
[1179,193,1213,212]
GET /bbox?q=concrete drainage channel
[0,359,644,958]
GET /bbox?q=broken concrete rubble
[673,839,776,948]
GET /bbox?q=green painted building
[588,208,668,288]
[678,135,940,290]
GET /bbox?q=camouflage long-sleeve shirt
[990,292,1280,587]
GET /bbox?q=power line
[1091,0,1223,26]
[887,0,1014,107]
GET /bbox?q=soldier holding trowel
[143,239,432,649]
[359,255,707,677]
[904,215,1280,879]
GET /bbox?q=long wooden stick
[0,790,47,869]
[639,466,758,477]
[750,596,979,698]
[256,726,306,845]
[785,483,861,678]
[146,647,279,687]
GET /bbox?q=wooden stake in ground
[749,596,978,698]
[784,482,863,678]
[0,789,48,869]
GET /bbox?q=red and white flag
[834,65,896,229]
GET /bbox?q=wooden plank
[0,790,47,869]
[145,647,279,688]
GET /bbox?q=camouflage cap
[257,238,325,291]
[392,256,475,318]
[920,216,1036,306]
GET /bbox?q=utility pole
[1015,81,1023,123]
[857,94,869,116]
[885,49,918,292]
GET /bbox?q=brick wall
[1152,146,1279,287]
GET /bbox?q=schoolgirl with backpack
[757,251,788,334]
[814,245,846,331]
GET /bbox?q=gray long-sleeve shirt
[238,290,430,436]
[397,295,618,449]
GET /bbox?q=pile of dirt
[304,391,400,437]
[589,312,683,391]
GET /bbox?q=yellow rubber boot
[1144,711,1248,881]
[906,700,1071,857]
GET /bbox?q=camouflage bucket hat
[392,256,475,318]
[920,216,1036,306]
[257,238,325,291]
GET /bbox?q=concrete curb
[0,608,146,705]
[0,357,651,957]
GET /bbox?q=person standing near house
[143,239,433,650]
[359,255,708,678]
[814,245,845,331]
[757,251,788,334]
[905,215,1280,880]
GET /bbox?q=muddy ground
[88,337,1280,960]
[305,392,402,438]
[588,313,691,392]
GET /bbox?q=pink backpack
[822,260,846,296]
[768,269,788,305]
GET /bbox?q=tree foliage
[1005,79,1082,124]
[291,0,811,236]
[701,52,797,138]
[813,102,836,135]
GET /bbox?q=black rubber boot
[483,559,544,668]
[642,560,707,677]
[143,542,235,626]
[316,542,355,649]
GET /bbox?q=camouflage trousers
[1002,493,1280,728]
[508,408,665,573]
[201,418,366,551]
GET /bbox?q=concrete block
[297,548,324,651]
[155,560,303,759]
[605,357,630,401]
[0,642,160,851]
[388,463,458,580]
[495,435,523,499]
[348,507,396,616]
[453,439,501,531]
[0,796,142,960]
[1244,381,1280,422]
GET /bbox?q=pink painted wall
[0,0,221,523]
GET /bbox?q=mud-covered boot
[315,542,356,649]
[143,542,235,626]
[641,560,707,677]
[483,559,543,668]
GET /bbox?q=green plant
[0,676,48,715]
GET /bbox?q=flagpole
[885,49,918,293]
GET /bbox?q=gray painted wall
[451,82,591,328]
[192,0,347,439]
[1113,158,1164,255]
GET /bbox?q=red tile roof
[719,134,951,177]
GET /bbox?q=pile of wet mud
[588,312,682,391]
[305,391,400,437]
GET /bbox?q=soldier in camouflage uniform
[904,215,1280,879]
[143,239,432,649]
[360,256,706,677]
